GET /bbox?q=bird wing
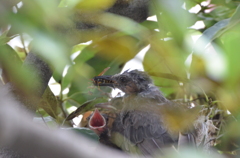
[111,110,178,156]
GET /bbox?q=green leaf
[71,43,89,54]
[194,5,240,51]
[0,30,16,46]
[0,44,35,93]
[143,41,189,98]
[66,91,102,107]
[31,35,71,74]
[61,65,75,91]
[39,87,62,119]
[229,5,240,24]
[221,25,240,88]
[97,13,150,39]
[184,0,205,10]
[74,0,116,11]
[195,19,230,51]
[152,0,194,44]
[66,96,108,120]
[143,42,187,81]
[58,0,68,7]
[141,21,159,30]
[52,70,62,84]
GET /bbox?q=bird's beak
[92,75,116,88]
[88,109,106,135]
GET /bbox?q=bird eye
[119,77,127,83]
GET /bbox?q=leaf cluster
[1,0,240,156]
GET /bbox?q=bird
[88,108,122,150]
[91,69,196,156]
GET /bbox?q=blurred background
[1,0,240,157]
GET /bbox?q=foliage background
[1,0,240,157]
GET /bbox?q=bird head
[93,70,153,94]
